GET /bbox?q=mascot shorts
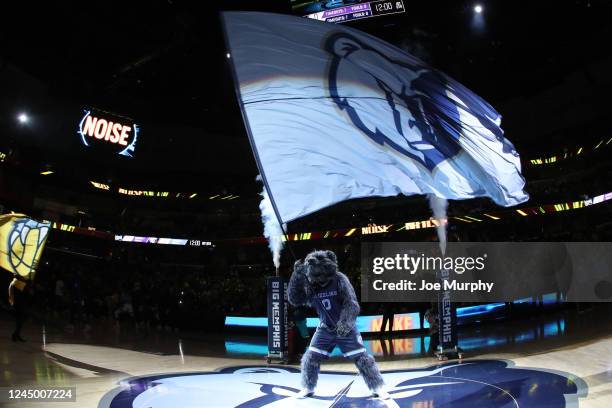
[308,325,366,359]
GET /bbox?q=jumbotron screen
[291,0,405,23]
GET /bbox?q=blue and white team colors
[310,277,366,359]
[223,12,528,223]
[103,362,584,407]
[312,278,343,330]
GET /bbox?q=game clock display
[304,0,405,23]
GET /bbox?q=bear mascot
[288,249,389,399]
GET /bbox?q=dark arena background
[1,1,611,407]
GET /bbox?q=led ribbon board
[78,108,139,157]
[302,0,405,23]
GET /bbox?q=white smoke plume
[428,194,448,256]
[257,176,285,270]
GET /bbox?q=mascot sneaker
[296,389,314,399]
[372,387,391,399]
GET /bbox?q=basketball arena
[1,1,611,407]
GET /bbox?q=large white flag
[223,12,528,223]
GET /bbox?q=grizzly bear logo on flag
[326,32,517,172]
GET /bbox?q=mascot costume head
[304,250,337,288]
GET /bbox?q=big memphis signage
[78,108,139,157]
[266,277,289,358]
[100,360,585,407]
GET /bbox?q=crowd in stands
[19,245,270,333]
[0,198,608,337]
[1,133,611,336]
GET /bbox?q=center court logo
[100,360,585,408]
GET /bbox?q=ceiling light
[18,113,29,124]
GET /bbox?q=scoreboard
[301,0,405,23]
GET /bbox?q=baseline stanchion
[266,276,289,364]
[436,268,463,361]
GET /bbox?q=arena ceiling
[0,0,610,189]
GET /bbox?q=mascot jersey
[312,276,342,328]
